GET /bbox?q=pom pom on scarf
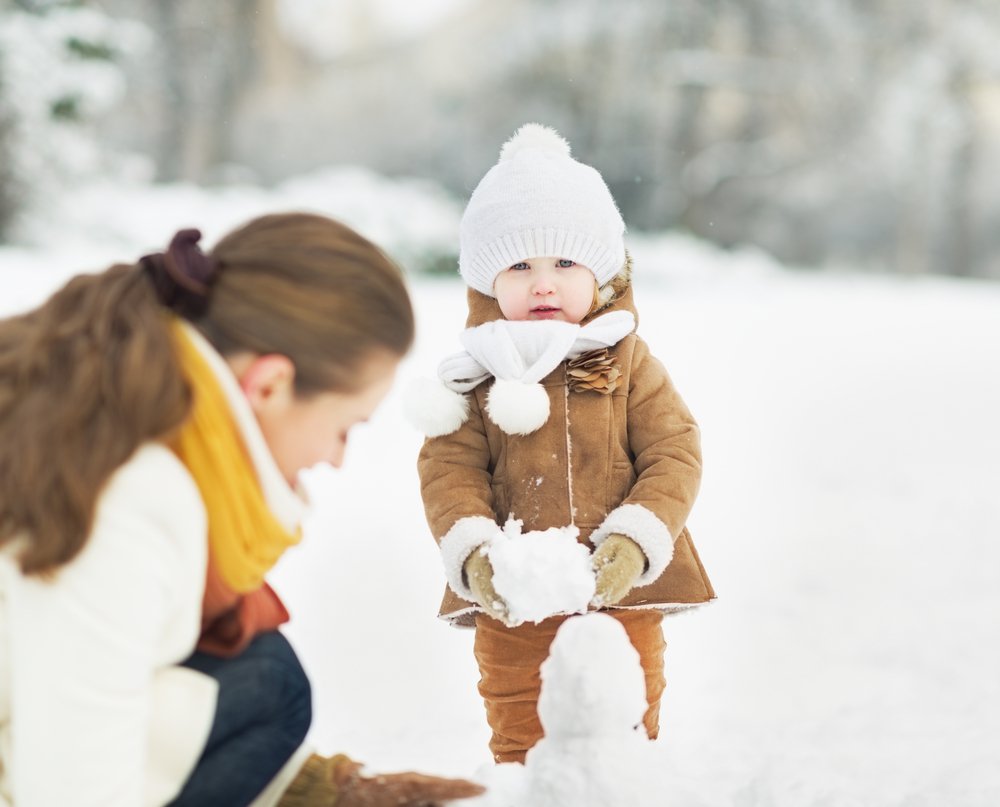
[403,377,470,437]
[486,378,550,435]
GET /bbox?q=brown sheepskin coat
[418,284,715,625]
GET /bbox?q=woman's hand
[591,533,646,606]
[464,548,511,624]
[332,756,486,806]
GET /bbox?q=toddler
[413,123,715,763]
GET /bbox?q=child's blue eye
[510,262,530,271]
[556,259,575,268]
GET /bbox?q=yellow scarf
[169,321,301,593]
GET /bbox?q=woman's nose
[327,441,346,469]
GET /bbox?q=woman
[0,213,484,806]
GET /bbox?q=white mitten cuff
[439,516,501,600]
[590,503,674,585]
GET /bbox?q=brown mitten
[464,548,511,624]
[331,756,486,807]
[278,753,485,807]
[591,533,647,606]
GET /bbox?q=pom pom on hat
[460,122,626,298]
[486,378,550,435]
[499,123,571,161]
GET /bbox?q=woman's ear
[237,354,297,416]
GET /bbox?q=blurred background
[3,0,1000,279]
[2,5,998,802]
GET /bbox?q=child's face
[493,257,596,323]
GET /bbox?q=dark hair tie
[140,228,220,318]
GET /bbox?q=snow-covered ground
[2,174,998,805]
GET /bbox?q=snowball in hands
[488,519,595,626]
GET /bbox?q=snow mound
[488,520,595,626]
[536,612,647,739]
[468,614,707,807]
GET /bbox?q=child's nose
[531,270,556,294]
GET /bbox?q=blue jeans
[168,631,312,806]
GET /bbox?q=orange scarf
[169,321,300,594]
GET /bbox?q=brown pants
[473,609,666,763]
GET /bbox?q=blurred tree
[7,0,999,275]
[99,0,306,183]
[396,0,1000,277]
[0,0,138,241]
[0,64,18,240]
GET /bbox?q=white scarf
[406,311,635,437]
[438,310,635,393]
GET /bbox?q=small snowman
[523,613,671,807]
[467,613,676,807]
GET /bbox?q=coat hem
[437,597,716,627]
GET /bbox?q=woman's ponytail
[0,264,191,574]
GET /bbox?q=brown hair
[0,212,414,575]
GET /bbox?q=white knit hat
[459,123,627,298]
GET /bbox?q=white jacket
[0,325,307,807]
